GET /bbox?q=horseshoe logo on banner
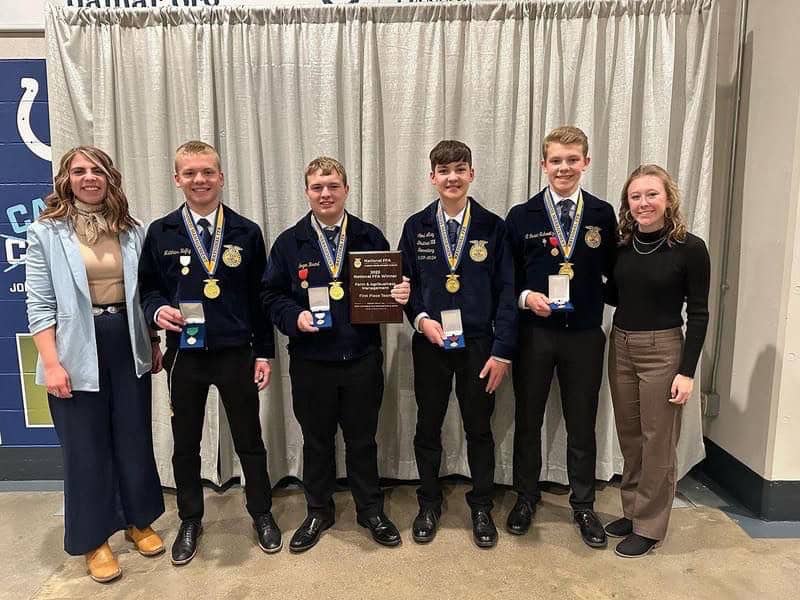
[17,77,52,162]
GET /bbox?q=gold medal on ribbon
[181,205,225,298]
[445,274,461,293]
[469,240,488,262]
[222,244,242,268]
[311,214,348,300]
[203,278,221,299]
[545,189,584,277]
[437,200,471,294]
[329,280,345,301]
[584,226,602,249]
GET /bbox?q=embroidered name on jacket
[416,233,437,261]
[298,261,321,270]
[524,231,555,240]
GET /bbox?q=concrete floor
[1,483,798,600]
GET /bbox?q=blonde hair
[304,156,348,188]
[174,140,221,173]
[618,164,688,247]
[38,146,137,232]
[542,126,589,159]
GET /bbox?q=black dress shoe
[573,509,607,549]
[253,512,282,553]
[289,514,334,553]
[506,498,535,535]
[614,533,658,558]
[171,521,203,565]
[412,507,440,544]
[604,517,633,538]
[357,512,402,547]
[471,509,498,548]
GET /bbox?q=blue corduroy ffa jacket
[138,203,274,357]
[399,197,517,360]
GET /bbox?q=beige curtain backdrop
[44,0,717,491]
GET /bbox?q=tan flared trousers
[608,327,683,540]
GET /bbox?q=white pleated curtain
[44,0,717,489]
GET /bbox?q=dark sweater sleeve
[679,236,711,376]
[603,264,619,307]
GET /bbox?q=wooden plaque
[348,251,403,324]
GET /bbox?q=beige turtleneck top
[77,233,125,305]
[73,200,125,305]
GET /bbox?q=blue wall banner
[0,59,58,447]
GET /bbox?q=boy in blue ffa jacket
[504,126,617,549]
[399,140,517,549]
[138,141,280,564]
[262,157,410,553]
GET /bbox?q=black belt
[91,303,126,316]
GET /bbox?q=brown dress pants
[608,327,683,540]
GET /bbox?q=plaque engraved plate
[349,251,403,324]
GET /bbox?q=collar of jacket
[526,187,605,213]
[420,196,493,228]
[159,203,250,236]
[294,210,370,244]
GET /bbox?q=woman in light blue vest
[26,146,165,583]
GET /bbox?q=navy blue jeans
[49,311,164,555]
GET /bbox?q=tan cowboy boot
[125,526,165,556]
[85,542,122,583]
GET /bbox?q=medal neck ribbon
[436,200,471,274]
[311,212,348,280]
[544,188,584,260]
[181,204,224,276]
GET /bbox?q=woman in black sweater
[604,164,710,558]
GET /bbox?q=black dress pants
[164,345,271,523]
[512,324,606,510]
[412,334,496,512]
[289,350,384,519]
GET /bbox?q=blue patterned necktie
[559,199,573,238]
[324,225,340,250]
[197,217,212,253]
[446,218,459,251]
